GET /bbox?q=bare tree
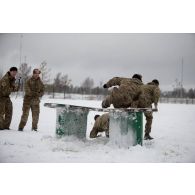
[18,63,32,93]
[81,77,94,94]
[52,73,72,98]
[188,88,195,99]
[61,74,71,98]
[54,73,62,89]
[39,61,51,84]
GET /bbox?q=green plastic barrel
[56,106,88,139]
[109,111,143,147]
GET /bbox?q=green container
[56,106,88,139]
[109,111,143,147]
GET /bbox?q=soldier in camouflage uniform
[102,74,143,108]
[136,79,160,140]
[90,113,110,138]
[18,69,44,131]
[0,67,19,130]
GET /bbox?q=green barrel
[109,111,143,147]
[56,106,88,139]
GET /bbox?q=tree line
[0,62,107,97]
[0,63,194,99]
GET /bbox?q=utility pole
[19,34,24,96]
[180,57,184,98]
[19,34,23,66]
[24,56,27,63]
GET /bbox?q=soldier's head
[152,79,159,86]
[132,74,142,82]
[9,67,18,78]
[94,115,100,121]
[33,69,41,79]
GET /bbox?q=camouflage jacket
[24,77,44,99]
[105,77,143,100]
[137,82,160,108]
[90,113,109,138]
[0,72,18,97]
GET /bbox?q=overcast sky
[0,33,195,90]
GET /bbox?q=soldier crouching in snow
[101,74,143,108]
[0,67,19,130]
[135,79,160,140]
[18,69,44,131]
[90,113,110,138]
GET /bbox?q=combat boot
[102,99,110,108]
[144,133,154,140]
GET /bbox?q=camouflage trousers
[19,97,40,129]
[144,111,153,134]
[103,87,133,108]
[0,97,13,129]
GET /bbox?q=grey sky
[0,33,195,90]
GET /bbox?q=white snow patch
[0,97,195,162]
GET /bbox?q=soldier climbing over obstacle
[101,74,143,108]
[101,73,160,141]
[134,79,160,140]
[89,113,109,138]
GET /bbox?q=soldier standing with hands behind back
[18,69,44,131]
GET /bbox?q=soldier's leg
[18,101,31,129]
[31,103,40,130]
[105,129,109,138]
[102,95,111,108]
[144,111,153,135]
[4,98,13,129]
[0,99,6,129]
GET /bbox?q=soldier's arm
[89,120,100,138]
[13,85,19,92]
[25,80,34,96]
[89,127,99,138]
[104,77,123,88]
[11,83,20,92]
[38,82,45,97]
[0,80,12,96]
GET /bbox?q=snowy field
[0,97,195,163]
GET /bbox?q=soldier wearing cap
[18,69,44,131]
[0,67,19,130]
[89,113,110,138]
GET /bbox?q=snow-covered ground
[0,97,195,162]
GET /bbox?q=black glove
[103,84,108,88]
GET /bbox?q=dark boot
[144,133,154,140]
[18,128,23,131]
[32,128,37,131]
[102,99,110,108]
